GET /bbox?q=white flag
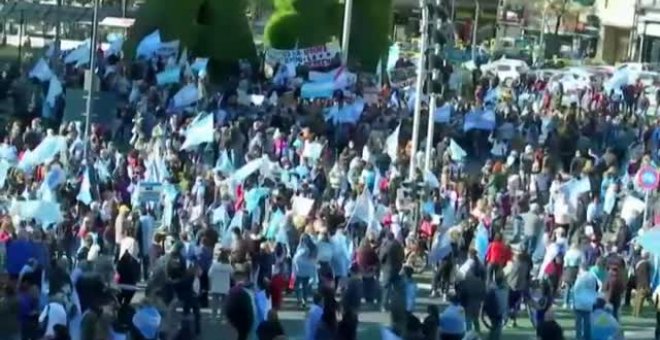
[385,123,400,161]
[348,188,381,235]
[76,168,93,205]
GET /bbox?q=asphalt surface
[163,275,658,340]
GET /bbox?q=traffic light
[427,0,447,96]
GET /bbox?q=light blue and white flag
[18,136,66,171]
[29,59,53,81]
[385,124,400,161]
[64,41,91,66]
[181,112,214,150]
[463,109,496,132]
[46,77,63,107]
[191,58,209,73]
[215,149,234,174]
[212,205,230,225]
[429,228,453,263]
[12,200,63,227]
[449,139,467,161]
[386,43,400,71]
[0,159,10,188]
[301,81,335,99]
[172,84,199,108]
[156,66,181,85]
[245,187,269,213]
[105,37,124,58]
[136,30,161,58]
[434,103,452,123]
[347,189,381,235]
[226,158,265,184]
[474,223,489,262]
[155,40,180,58]
[76,168,93,205]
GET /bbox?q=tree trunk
[554,14,562,35]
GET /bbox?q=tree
[345,0,393,72]
[548,0,590,35]
[264,0,339,49]
[195,0,258,77]
[125,0,257,81]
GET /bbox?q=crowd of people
[0,34,656,340]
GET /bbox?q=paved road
[184,280,657,340]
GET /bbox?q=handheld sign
[636,165,659,191]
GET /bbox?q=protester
[3,23,660,340]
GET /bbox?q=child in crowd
[208,251,233,319]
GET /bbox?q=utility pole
[341,0,354,65]
[409,0,429,180]
[83,0,100,159]
[629,0,641,60]
[472,1,480,62]
[425,0,443,172]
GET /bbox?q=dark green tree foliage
[125,0,203,59]
[346,0,393,72]
[125,0,257,81]
[265,0,339,49]
[195,0,258,78]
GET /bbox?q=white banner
[156,40,180,57]
[265,42,340,68]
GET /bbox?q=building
[594,0,660,63]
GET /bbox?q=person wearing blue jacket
[439,294,466,340]
[293,234,318,308]
[590,298,623,340]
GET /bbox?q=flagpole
[409,0,429,181]
[424,95,436,172]
[83,0,100,160]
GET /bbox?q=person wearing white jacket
[573,263,598,340]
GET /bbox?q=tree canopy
[264,0,341,49]
[125,0,257,81]
[264,0,392,72]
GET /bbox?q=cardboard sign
[265,43,340,68]
[135,182,163,204]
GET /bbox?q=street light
[83,0,100,159]
[409,0,429,180]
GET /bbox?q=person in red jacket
[485,233,512,282]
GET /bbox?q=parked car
[480,58,529,82]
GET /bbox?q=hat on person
[132,306,161,339]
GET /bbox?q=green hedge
[345,0,393,72]
[264,0,392,73]
[264,0,339,49]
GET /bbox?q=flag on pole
[76,167,93,205]
[385,123,400,161]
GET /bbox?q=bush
[264,0,339,49]
[345,0,393,72]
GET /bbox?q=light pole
[83,0,100,159]
[425,0,442,172]
[471,1,480,62]
[639,21,648,62]
[341,0,354,65]
[629,0,641,60]
[409,0,429,180]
